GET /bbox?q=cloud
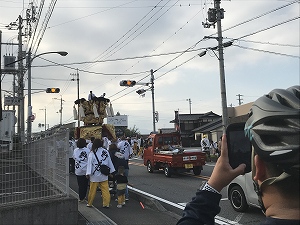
[1,1,299,134]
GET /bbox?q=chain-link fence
[0,129,69,207]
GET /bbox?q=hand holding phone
[226,123,252,174]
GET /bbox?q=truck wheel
[229,185,249,212]
[147,161,153,173]
[164,165,172,177]
[193,166,201,175]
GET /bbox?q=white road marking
[177,202,187,207]
[129,186,242,225]
[234,213,244,223]
[204,163,216,167]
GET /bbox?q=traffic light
[119,80,136,87]
[46,88,60,93]
[136,89,146,95]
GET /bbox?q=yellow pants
[138,147,144,157]
[118,194,125,205]
[87,180,110,207]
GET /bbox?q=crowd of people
[68,85,299,224]
[69,135,144,209]
[200,135,220,162]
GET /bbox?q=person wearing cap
[177,85,300,225]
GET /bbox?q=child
[114,166,128,208]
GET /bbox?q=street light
[27,49,68,141]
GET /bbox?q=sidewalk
[70,187,181,225]
[70,188,117,225]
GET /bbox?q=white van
[227,172,260,212]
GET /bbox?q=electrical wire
[232,44,300,58]
[35,57,150,76]
[47,0,139,29]
[96,0,180,65]
[222,0,297,34]
[225,38,300,48]
[83,0,166,70]
[35,47,209,67]
[237,16,299,40]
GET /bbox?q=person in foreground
[86,138,115,208]
[177,85,299,225]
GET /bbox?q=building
[170,111,221,147]
[169,103,254,147]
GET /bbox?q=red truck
[143,132,206,177]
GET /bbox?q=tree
[124,125,140,137]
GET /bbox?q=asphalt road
[128,157,265,225]
[70,157,265,225]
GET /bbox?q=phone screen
[226,123,252,173]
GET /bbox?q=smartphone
[226,122,252,173]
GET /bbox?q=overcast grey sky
[1,0,299,134]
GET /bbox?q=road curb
[129,188,167,212]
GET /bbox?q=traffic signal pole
[119,70,157,133]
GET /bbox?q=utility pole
[186,98,192,114]
[150,69,156,133]
[27,48,32,141]
[18,15,25,142]
[236,94,243,105]
[216,0,228,133]
[71,69,80,128]
[59,96,63,125]
[0,30,2,121]
[203,0,228,133]
[54,96,64,125]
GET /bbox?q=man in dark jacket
[177,86,300,225]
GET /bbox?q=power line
[47,0,139,29]
[35,47,207,67]
[96,0,180,64]
[82,0,167,70]
[237,16,299,40]
[35,57,150,76]
[226,38,299,48]
[222,0,297,34]
[232,44,300,58]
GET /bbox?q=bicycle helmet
[245,85,300,169]
[244,85,299,213]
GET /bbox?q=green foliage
[124,125,140,137]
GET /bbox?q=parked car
[227,172,260,212]
[143,132,206,177]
